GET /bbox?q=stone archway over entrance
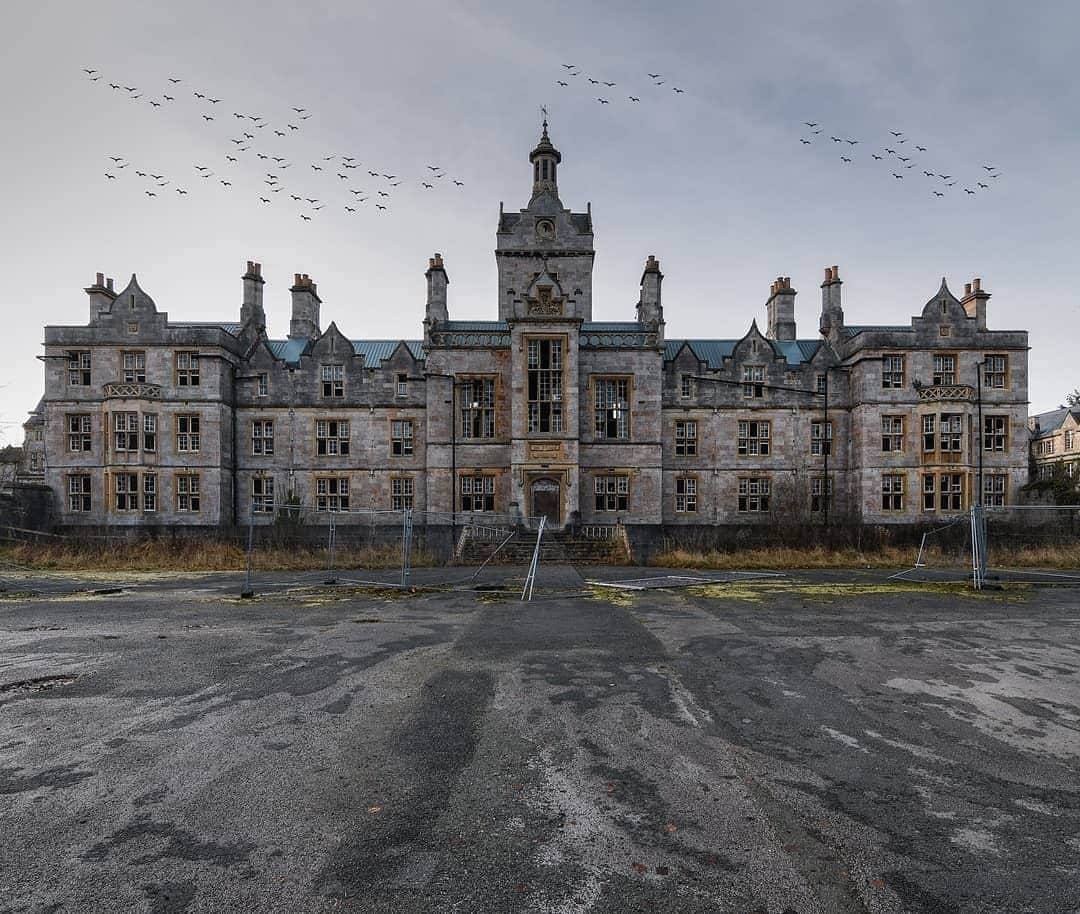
[530,477,561,526]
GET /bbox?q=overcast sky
[2,0,1077,442]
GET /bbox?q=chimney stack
[288,272,322,340]
[240,261,266,330]
[766,275,797,341]
[425,252,449,324]
[960,275,989,329]
[636,255,664,327]
[84,271,117,321]
[819,264,844,338]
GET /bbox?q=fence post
[240,502,255,598]
[325,512,337,585]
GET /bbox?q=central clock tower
[495,118,595,321]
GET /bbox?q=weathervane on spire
[541,105,549,135]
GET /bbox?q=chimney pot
[832,265,839,280]
[106,277,114,291]
[973,277,981,292]
[964,282,972,296]
[824,267,832,282]
[294,273,301,285]
[95,272,104,286]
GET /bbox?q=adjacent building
[1029,407,1080,481]
[21,122,1031,533]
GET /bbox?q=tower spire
[529,109,562,203]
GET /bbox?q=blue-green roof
[352,340,424,362]
[665,339,821,367]
[172,321,242,335]
[442,320,509,331]
[265,338,423,365]
[842,325,913,337]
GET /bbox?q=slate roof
[265,338,424,366]
[1031,407,1080,439]
[171,321,243,335]
[441,321,510,331]
[841,325,914,337]
[664,339,822,367]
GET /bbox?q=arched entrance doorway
[530,477,561,526]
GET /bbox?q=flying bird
[226,155,237,162]
[946,181,956,186]
[846,139,858,145]
[257,153,268,159]
[892,173,903,179]
[672,87,684,93]
[368,170,379,176]
[378,190,389,196]
[194,91,205,99]
[88,76,101,81]
[597,98,609,104]
[109,83,121,89]
[563,64,576,69]
[116,163,129,168]
[149,100,160,107]
[136,170,146,176]
[923,171,934,176]
[300,114,311,120]
[323,155,336,161]
[965,188,975,194]
[300,214,311,220]
[145,190,156,196]
[288,124,299,130]
[915,145,927,152]
[312,204,324,210]
[557,81,568,87]
[938,174,951,179]
[312,165,322,171]
[233,112,245,118]
[207,98,220,104]
[169,77,181,83]
[978,182,989,188]
[195,165,209,170]
[221,180,232,186]
[983,165,996,171]
[454,180,464,186]
[292,107,306,113]
[830,136,841,142]
[272,156,285,163]
[885,148,896,154]
[260,197,270,203]
[604,81,615,87]
[629,96,640,102]
[150,173,164,179]
[290,194,301,200]
[933,191,944,196]
[163,95,174,101]
[804,122,818,127]
[376,204,387,210]
[275,130,286,137]
[305,198,318,203]
[124,86,138,92]
[83,68,97,75]
[800,139,811,145]
[109,156,124,162]
[381,174,396,179]
[588,77,600,84]
[897,156,910,162]
[840,156,852,163]
[157,180,169,186]
[345,206,355,212]
[202,115,214,121]
[427,165,440,171]
[422,182,433,188]
[890,131,903,137]
[104,173,116,179]
[176,188,188,194]
[871,154,882,160]
[648,73,661,79]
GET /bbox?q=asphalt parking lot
[1,568,1078,913]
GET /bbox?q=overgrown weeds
[651,543,1079,570]
[0,540,437,572]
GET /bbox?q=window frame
[460,474,495,512]
[321,363,345,398]
[881,474,904,511]
[176,414,201,453]
[121,350,146,383]
[175,473,201,512]
[527,337,564,434]
[741,365,765,399]
[391,476,414,510]
[594,474,629,512]
[67,350,92,386]
[175,351,201,387]
[737,476,771,513]
[315,419,350,456]
[674,475,697,513]
[68,474,92,512]
[68,414,92,452]
[252,419,275,456]
[881,415,905,453]
[316,476,350,512]
[881,354,906,389]
[674,419,698,456]
[593,376,631,440]
[390,419,414,457]
[737,419,771,457]
[459,377,496,440]
[932,353,957,386]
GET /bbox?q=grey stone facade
[25,124,1030,532]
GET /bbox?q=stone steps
[459,530,626,565]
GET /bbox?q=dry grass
[0,540,437,573]
[651,543,1080,571]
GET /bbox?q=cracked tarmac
[0,568,1078,912]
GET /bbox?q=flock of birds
[797,122,1002,197]
[553,64,685,105]
[83,68,466,220]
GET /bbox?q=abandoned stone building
[1029,407,1080,482]
[22,122,1031,534]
